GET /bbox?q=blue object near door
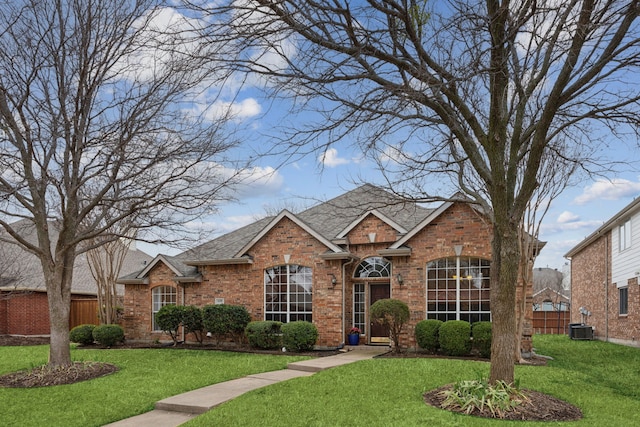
[348,334,360,345]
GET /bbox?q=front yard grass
[0,345,311,427]
[184,335,640,426]
[2,335,640,426]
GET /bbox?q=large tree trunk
[489,222,520,384]
[43,252,75,368]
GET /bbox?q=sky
[137,4,640,272]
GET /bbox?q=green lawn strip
[185,335,640,426]
[0,346,311,427]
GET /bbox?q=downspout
[342,258,355,348]
[181,284,185,343]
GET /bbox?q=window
[354,257,391,278]
[426,257,491,323]
[265,265,312,323]
[353,283,366,334]
[619,219,631,251]
[619,287,629,315]
[152,286,176,331]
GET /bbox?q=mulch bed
[0,362,118,388]
[424,384,583,421]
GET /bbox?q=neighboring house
[532,267,570,334]
[119,184,536,352]
[565,196,640,346]
[0,220,152,336]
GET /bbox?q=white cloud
[557,211,579,223]
[319,148,349,168]
[189,98,262,123]
[573,178,640,205]
[232,166,284,198]
[540,219,603,234]
[379,144,408,164]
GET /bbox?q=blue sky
[137,5,640,272]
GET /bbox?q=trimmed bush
[282,321,318,352]
[472,321,492,358]
[370,298,410,353]
[155,304,184,344]
[245,321,282,349]
[69,324,96,345]
[415,319,443,352]
[439,320,471,356]
[202,304,251,344]
[92,324,124,347]
[181,305,205,344]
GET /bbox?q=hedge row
[156,304,251,345]
[415,319,492,357]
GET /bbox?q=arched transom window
[265,264,312,323]
[354,257,391,278]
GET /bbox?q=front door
[369,283,390,344]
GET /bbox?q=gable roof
[565,196,640,258]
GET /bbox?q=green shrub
[92,324,124,347]
[202,304,251,344]
[441,378,528,418]
[155,304,184,344]
[69,324,96,345]
[245,321,283,349]
[181,305,205,344]
[281,321,318,352]
[415,319,442,352]
[439,320,471,356]
[472,321,492,358]
[370,298,410,353]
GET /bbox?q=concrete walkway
[104,346,388,427]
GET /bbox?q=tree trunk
[43,253,75,368]
[489,223,520,384]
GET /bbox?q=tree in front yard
[0,0,239,367]
[192,0,640,384]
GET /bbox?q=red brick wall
[570,232,610,339]
[0,297,7,334]
[391,203,496,348]
[123,262,182,341]
[4,292,50,335]
[572,231,640,344]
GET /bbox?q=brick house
[0,220,152,336]
[120,184,534,352]
[565,196,640,346]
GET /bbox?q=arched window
[152,286,176,331]
[426,257,491,323]
[354,257,391,278]
[265,265,312,323]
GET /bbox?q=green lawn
[0,345,311,427]
[184,335,640,426]
[2,336,639,426]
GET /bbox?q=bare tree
[515,146,578,360]
[85,233,132,326]
[192,0,640,383]
[0,0,241,367]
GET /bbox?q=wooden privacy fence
[69,299,99,328]
[532,310,569,334]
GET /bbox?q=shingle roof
[0,220,152,295]
[126,184,432,278]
